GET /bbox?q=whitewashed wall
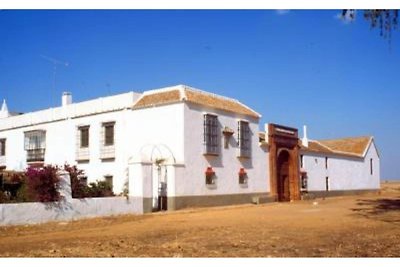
[0,172,143,226]
[0,92,141,194]
[302,141,380,192]
[125,103,185,163]
[177,103,269,197]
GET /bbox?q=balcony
[26,148,45,163]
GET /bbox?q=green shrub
[64,164,115,198]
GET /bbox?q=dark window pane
[105,124,114,146]
[0,139,5,156]
[238,121,250,158]
[80,127,89,148]
[105,175,113,189]
[204,114,218,155]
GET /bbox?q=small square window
[104,175,113,189]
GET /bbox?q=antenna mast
[41,55,69,105]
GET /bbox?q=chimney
[62,92,72,107]
[302,125,309,147]
[0,99,10,119]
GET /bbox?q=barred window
[24,130,46,150]
[103,122,115,146]
[79,126,89,148]
[24,130,46,162]
[0,139,5,156]
[238,120,251,158]
[203,114,219,155]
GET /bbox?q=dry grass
[0,182,399,257]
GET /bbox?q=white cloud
[276,10,290,15]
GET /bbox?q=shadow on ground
[352,197,400,225]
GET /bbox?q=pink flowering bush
[25,165,62,202]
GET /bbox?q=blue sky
[0,10,399,179]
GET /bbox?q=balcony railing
[26,148,45,162]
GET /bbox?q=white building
[0,85,380,212]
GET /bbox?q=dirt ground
[0,182,399,257]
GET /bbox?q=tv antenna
[41,55,69,104]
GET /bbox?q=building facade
[0,85,380,212]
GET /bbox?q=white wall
[0,109,132,194]
[178,103,269,197]
[0,171,143,226]
[0,197,143,226]
[302,141,380,191]
[125,103,185,164]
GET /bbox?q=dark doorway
[277,150,291,201]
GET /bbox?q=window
[203,114,219,155]
[325,176,329,191]
[238,120,251,158]
[0,139,5,156]
[301,175,308,191]
[300,155,304,168]
[79,126,89,148]
[105,175,113,189]
[370,158,373,175]
[325,157,328,169]
[103,122,115,146]
[24,130,46,162]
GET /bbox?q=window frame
[79,126,90,148]
[104,175,113,189]
[203,114,219,155]
[237,120,251,158]
[24,130,46,162]
[325,176,329,191]
[103,122,115,147]
[370,158,373,175]
[0,138,5,156]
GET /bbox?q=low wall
[0,197,143,226]
[0,171,144,226]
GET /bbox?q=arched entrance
[130,143,176,212]
[268,124,301,202]
[277,150,290,201]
